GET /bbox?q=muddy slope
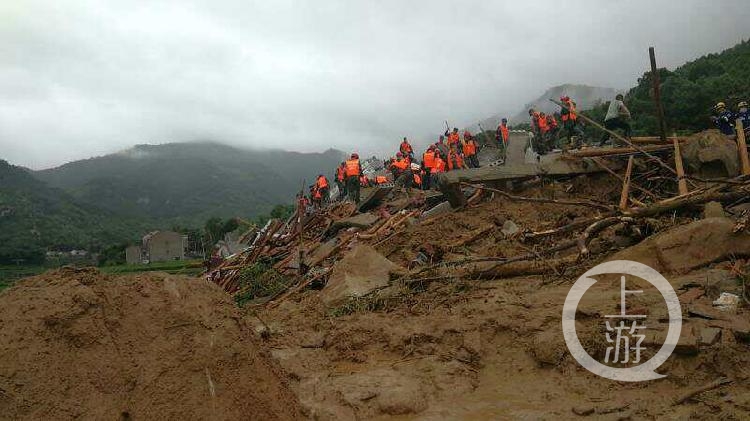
[0,268,303,420]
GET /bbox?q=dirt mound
[0,268,302,420]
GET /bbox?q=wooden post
[736,119,750,175]
[672,132,688,195]
[649,47,668,143]
[619,156,634,210]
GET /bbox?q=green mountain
[0,160,145,264]
[35,142,345,226]
[586,40,750,135]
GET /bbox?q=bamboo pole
[649,47,668,142]
[619,156,634,210]
[673,132,689,195]
[736,119,750,175]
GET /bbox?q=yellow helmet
[738,101,748,108]
[715,102,726,110]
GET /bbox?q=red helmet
[351,153,359,159]
[560,96,570,102]
[396,152,403,157]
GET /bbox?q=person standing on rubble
[560,96,585,148]
[737,101,750,136]
[431,152,446,188]
[345,153,362,204]
[335,162,347,200]
[422,145,437,190]
[496,118,510,162]
[445,127,461,152]
[599,94,632,146]
[436,135,449,160]
[399,137,414,160]
[446,143,467,171]
[712,102,736,136]
[463,135,480,168]
[316,174,330,204]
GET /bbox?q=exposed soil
[0,268,303,420]
[249,184,750,420]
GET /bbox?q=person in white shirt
[599,94,632,146]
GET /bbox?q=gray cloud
[1,0,749,168]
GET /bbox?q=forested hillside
[0,160,144,263]
[585,40,750,135]
[36,142,344,226]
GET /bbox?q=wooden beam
[649,47,668,142]
[736,119,750,175]
[566,144,674,158]
[673,133,689,195]
[619,156,634,210]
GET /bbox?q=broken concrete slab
[609,217,750,274]
[320,244,406,307]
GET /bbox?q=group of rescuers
[326,126,491,205]
[304,95,749,207]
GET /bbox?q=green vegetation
[0,265,47,291]
[34,142,344,227]
[0,160,147,264]
[584,40,750,136]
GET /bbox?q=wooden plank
[619,156,634,210]
[673,134,689,195]
[566,144,674,158]
[736,119,750,175]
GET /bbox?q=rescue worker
[547,113,560,148]
[412,165,422,189]
[399,137,414,160]
[712,102,735,136]
[537,112,550,153]
[445,127,461,151]
[560,96,585,148]
[359,174,371,187]
[390,152,410,179]
[496,118,510,163]
[737,101,750,135]
[316,174,329,205]
[375,175,389,185]
[345,153,362,203]
[446,143,467,171]
[431,152,446,188]
[599,94,632,146]
[463,136,479,168]
[436,135,449,159]
[421,145,437,190]
[335,162,347,200]
[496,118,510,148]
[310,185,322,208]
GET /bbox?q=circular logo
[562,260,682,382]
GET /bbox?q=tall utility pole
[649,47,668,142]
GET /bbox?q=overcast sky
[1,0,749,169]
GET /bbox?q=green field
[0,260,204,292]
